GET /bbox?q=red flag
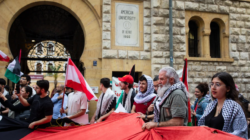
[65,58,98,101]
[181,58,192,126]
[0,50,10,62]
[19,49,22,63]
[129,65,135,79]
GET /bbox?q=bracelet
[157,122,159,127]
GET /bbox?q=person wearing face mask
[51,84,68,121]
[198,72,248,139]
[191,83,209,126]
[142,67,188,130]
[65,87,73,96]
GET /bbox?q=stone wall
[150,0,250,101]
[101,0,250,101]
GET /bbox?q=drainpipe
[151,0,154,76]
[169,0,173,67]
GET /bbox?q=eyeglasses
[209,82,225,89]
[20,78,27,81]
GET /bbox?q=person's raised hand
[11,90,18,99]
[58,95,63,100]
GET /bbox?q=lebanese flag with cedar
[65,58,98,101]
[0,50,10,62]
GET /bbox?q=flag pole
[61,58,69,115]
[18,49,22,63]
[182,58,192,126]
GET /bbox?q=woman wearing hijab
[131,75,156,122]
[198,72,248,139]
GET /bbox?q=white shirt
[67,91,88,125]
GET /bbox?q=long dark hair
[211,72,247,117]
[24,86,32,98]
[211,72,239,101]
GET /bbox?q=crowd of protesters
[0,66,249,139]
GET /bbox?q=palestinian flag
[181,58,192,126]
[5,56,23,83]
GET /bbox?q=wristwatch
[145,115,148,120]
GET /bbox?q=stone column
[203,29,211,58]
[185,29,189,57]
[223,34,230,58]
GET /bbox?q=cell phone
[16,84,20,94]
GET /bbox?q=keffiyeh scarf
[154,82,188,122]
[95,88,116,120]
[121,88,133,113]
[198,99,248,139]
[134,75,156,104]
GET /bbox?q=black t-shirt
[97,95,116,120]
[27,95,53,126]
[205,104,224,130]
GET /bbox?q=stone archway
[0,0,102,78]
[0,0,102,118]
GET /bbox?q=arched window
[188,20,199,57]
[36,63,42,74]
[65,64,67,72]
[37,43,43,54]
[210,22,220,58]
[48,43,53,54]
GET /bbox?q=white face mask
[157,80,171,98]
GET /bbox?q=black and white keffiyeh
[198,99,248,139]
[95,88,116,120]
[154,82,188,122]
[121,88,134,113]
[134,75,156,104]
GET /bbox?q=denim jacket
[191,97,208,121]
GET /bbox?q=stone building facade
[0,0,250,118]
[143,0,250,101]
